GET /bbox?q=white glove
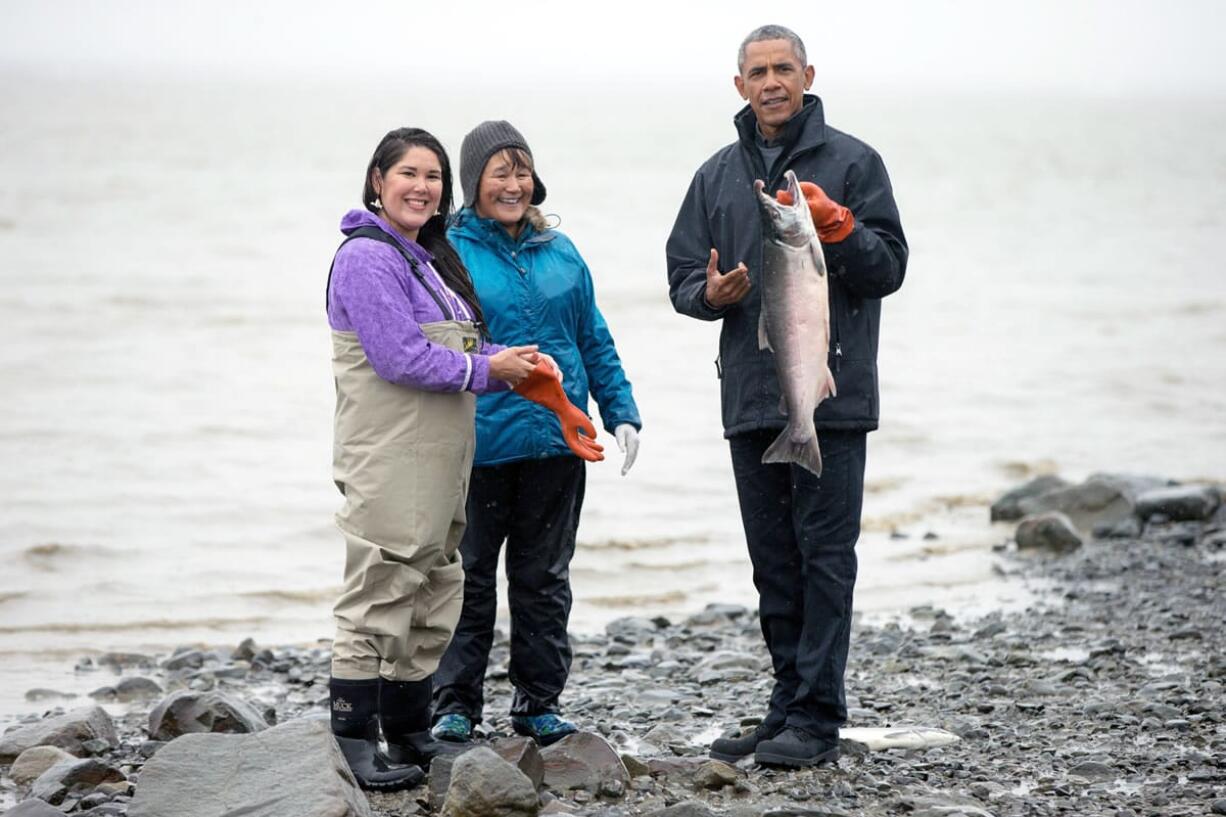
[614,424,639,476]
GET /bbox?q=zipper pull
[834,342,843,372]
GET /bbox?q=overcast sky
[2,0,1224,95]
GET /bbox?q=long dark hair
[363,127,487,334]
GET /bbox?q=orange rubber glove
[513,361,605,462]
[776,181,855,243]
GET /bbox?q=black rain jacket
[666,95,908,436]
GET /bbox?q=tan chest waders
[330,319,479,681]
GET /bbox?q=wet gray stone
[1015,512,1083,553]
[541,732,630,792]
[147,689,269,740]
[30,757,125,805]
[1015,474,1142,532]
[0,706,118,762]
[991,474,1071,521]
[441,746,539,817]
[9,745,75,786]
[127,718,370,817]
[1067,760,1115,780]
[5,800,66,817]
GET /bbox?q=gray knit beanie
[459,120,547,208]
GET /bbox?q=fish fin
[758,311,773,352]
[809,239,827,277]
[821,365,838,400]
[761,424,823,478]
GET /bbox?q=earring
[373,197,383,210]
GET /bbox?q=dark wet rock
[23,688,77,702]
[127,718,369,817]
[1015,512,1083,553]
[5,800,66,817]
[427,752,457,812]
[0,706,118,762]
[89,676,163,703]
[9,745,75,786]
[1135,485,1220,521]
[30,757,125,805]
[147,689,268,741]
[95,652,155,670]
[1211,799,1226,815]
[161,649,215,672]
[441,746,539,817]
[541,732,630,792]
[606,617,661,644]
[991,474,1070,521]
[232,637,260,662]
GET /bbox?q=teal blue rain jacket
[449,208,641,466]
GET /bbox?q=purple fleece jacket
[327,210,508,394]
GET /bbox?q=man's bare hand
[704,248,750,307]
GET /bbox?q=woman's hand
[539,352,564,384]
[488,345,541,387]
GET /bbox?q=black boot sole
[709,748,751,763]
[754,746,840,768]
[354,767,425,792]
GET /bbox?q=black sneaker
[709,722,781,763]
[753,726,840,768]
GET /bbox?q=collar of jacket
[733,94,827,156]
[450,207,556,249]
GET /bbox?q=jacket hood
[734,94,827,154]
[339,208,434,262]
[449,207,556,247]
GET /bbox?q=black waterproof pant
[432,455,585,723]
[729,429,866,739]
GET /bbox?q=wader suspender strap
[326,226,454,320]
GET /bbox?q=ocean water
[1,73,1224,717]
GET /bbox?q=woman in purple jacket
[325,127,545,791]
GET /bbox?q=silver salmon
[753,170,837,477]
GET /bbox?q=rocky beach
[1,474,1223,817]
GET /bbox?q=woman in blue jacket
[431,121,642,745]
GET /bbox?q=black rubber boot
[709,722,782,763]
[380,677,456,769]
[331,678,424,791]
[753,726,840,768]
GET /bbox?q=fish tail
[761,424,823,477]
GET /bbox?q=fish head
[754,171,814,248]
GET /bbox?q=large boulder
[147,689,269,741]
[1014,474,1147,532]
[1135,485,1221,522]
[1015,512,1084,553]
[441,746,539,817]
[30,757,125,805]
[429,740,542,812]
[990,475,1070,521]
[127,718,370,817]
[540,732,630,792]
[9,745,75,786]
[0,707,118,762]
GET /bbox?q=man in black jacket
[666,24,907,768]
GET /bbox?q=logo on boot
[332,697,353,713]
